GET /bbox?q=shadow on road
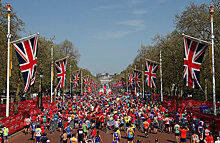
[137,134,146,138]
[166,139,176,143]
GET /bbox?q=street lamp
[40,71,44,111]
[209,4,216,116]
[6,3,11,117]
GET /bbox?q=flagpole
[70,65,71,96]
[160,50,163,102]
[6,3,11,117]
[50,41,54,103]
[81,70,83,95]
[209,5,216,116]
[142,64,144,98]
[135,65,136,96]
[126,71,128,93]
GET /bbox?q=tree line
[0,2,98,101]
[111,1,220,101]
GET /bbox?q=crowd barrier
[188,109,220,133]
[160,95,220,134]
[0,97,56,135]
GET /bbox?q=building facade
[96,73,117,85]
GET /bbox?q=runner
[61,130,68,143]
[70,133,77,143]
[0,125,3,143]
[198,122,204,140]
[34,125,42,143]
[41,133,50,143]
[2,126,9,143]
[94,131,103,143]
[76,126,85,143]
[191,131,199,143]
[65,123,72,141]
[143,119,149,138]
[206,132,214,143]
[58,117,63,132]
[127,124,134,143]
[174,122,180,143]
[31,122,36,140]
[153,116,159,134]
[113,129,120,143]
[179,126,189,143]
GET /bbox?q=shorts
[58,123,62,128]
[26,125,30,129]
[36,136,41,142]
[78,137,84,142]
[180,138,186,143]
[119,124,124,127]
[67,134,71,138]
[165,124,169,128]
[3,136,8,140]
[127,137,133,141]
[175,133,180,136]
[154,124,158,128]
[144,128,148,132]
[84,132,87,136]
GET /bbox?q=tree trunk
[54,88,56,103]
[14,82,20,114]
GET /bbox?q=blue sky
[5,0,210,75]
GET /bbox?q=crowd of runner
[0,92,219,143]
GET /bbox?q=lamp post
[6,3,11,117]
[209,5,216,116]
[40,71,44,111]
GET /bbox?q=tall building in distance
[96,73,117,85]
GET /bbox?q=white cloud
[117,20,145,30]
[96,31,132,39]
[94,20,145,39]
[132,9,148,15]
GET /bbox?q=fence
[0,97,56,135]
[161,95,220,134]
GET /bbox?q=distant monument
[96,73,117,85]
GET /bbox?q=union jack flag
[128,73,134,87]
[13,35,38,93]
[133,70,142,88]
[83,76,89,86]
[72,70,80,88]
[55,58,68,89]
[183,37,208,89]
[145,60,159,88]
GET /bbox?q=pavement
[8,128,191,143]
